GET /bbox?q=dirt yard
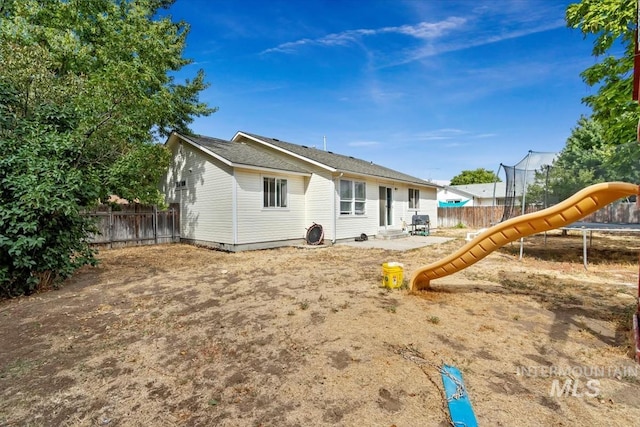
[2,229,640,426]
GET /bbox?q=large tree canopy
[530,117,608,204]
[450,168,501,186]
[0,0,215,295]
[566,0,640,144]
[1,0,215,200]
[534,0,640,205]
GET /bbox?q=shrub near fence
[437,202,638,229]
[87,203,180,248]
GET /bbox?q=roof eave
[170,132,310,176]
[335,169,437,188]
[442,186,477,198]
[171,132,234,167]
[234,164,312,177]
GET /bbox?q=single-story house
[160,131,439,251]
[437,182,520,207]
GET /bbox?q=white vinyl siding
[163,141,234,243]
[335,177,378,239]
[408,185,437,228]
[304,171,335,241]
[334,180,437,239]
[235,170,305,244]
[163,133,441,248]
[234,135,336,241]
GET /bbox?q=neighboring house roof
[235,131,437,187]
[440,186,477,200]
[447,182,521,199]
[171,132,311,175]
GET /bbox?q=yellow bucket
[382,262,404,289]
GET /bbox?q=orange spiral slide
[411,182,639,290]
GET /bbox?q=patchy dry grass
[1,229,640,426]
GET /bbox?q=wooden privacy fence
[437,202,639,229]
[86,203,180,248]
[437,206,503,228]
[583,202,640,223]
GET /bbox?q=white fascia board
[174,133,234,167]
[234,164,311,177]
[348,173,437,189]
[330,167,438,188]
[234,131,336,172]
[412,182,441,189]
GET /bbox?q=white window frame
[340,179,366,215]
[409,188,420,209]
[263,177,288,208]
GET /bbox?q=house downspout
[232,169,238,244]
[332,173,343,244]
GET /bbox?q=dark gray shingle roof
[239,132,435,187]
[179,133,311,174]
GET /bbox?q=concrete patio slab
[336,235,453,251]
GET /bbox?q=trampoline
[560,222,640,269]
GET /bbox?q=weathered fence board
[437,206,503,228]
[87,203,180,248]
[437,202,638,229]
[582,202,640,223]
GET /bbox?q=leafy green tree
[549,117,610,199]
[566,0,640,143]
[527,116,640,206]
[0,0,215,295]
[522,166,556,207]
[0,82,101,296]
[541,0,640,204]
[450,168,501,185]
[527,117,608,205]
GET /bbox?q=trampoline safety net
[498,151,557,222]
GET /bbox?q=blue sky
[163,0,597,182]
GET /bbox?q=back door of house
[379,186,392,227]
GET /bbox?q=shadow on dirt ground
[2,232,640,426]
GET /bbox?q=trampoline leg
[519,237,524,260]
[582,230,588,270]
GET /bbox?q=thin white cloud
[443,142,469,148]
[414,129,469,141]
[419,136,453,141]
[261,4,565,70]
[380,18,466,38]
[409,129,497,144]
[348,140,380,147]
[386,19,565,68]
[261,17,466,55]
